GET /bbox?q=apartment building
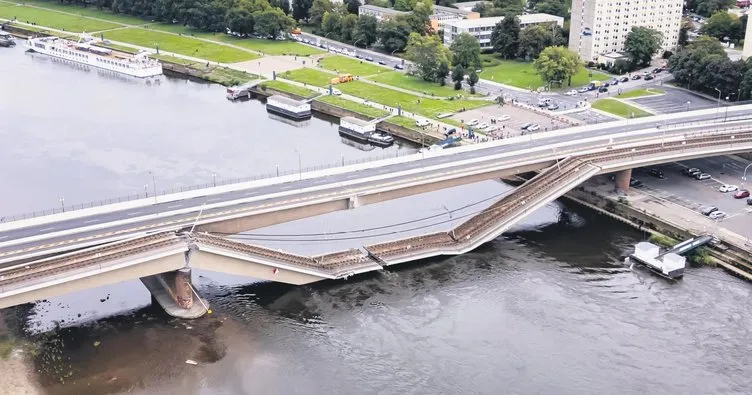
[431,5,480,30]
[443,14,564,50]
[569,0,683,61]
[357,5,408,21]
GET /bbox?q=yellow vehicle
[329,74,353,85]
[291,27,301,35]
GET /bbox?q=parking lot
[629,86,718,114]
[629,156,752,240]
[448,105,564,139]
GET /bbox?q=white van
[416,119,431,127]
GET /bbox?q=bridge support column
[348,195,361,209]
[140,267,208,319]
[614,168,632,194]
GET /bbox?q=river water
[1,44,751,395]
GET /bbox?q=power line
[211,185,520,238]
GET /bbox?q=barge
[25,36,162,78]
[626,242,685,279]
[338,116,394,147]
[266,95,311,120]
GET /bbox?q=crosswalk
[631,92,717,114]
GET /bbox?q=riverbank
[0,313,42,395]
[564,183,752,280]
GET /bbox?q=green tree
[405,0,433,34]
[292,0,313,21]
[678,19,692,47]
[345,0,360,14]
[533,46,581,87]
[353,15,379,47]
[700,11,742,41]
[491,14,521,59]
[405,32,452,82]
[623,26,662,67]
[492,0,524,14]
[437,62,450,86]
[450,32,482,70]
[309,0,333,27]
[227,8,255,36]
[394,0,418,11]
[452,64,465,90]
[534,0,567,17]
[378,17,412,53]
[321,10,342,39]
[339,13,358,43]
[686,0,735,17]
[517,23,558,59]
[254,8,293,38]
[467,70,479,94]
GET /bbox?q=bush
[454,80,462,90]
[648,233,679,248]
[662,50,673,59]
[688,247,714,265]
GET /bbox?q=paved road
[631,86,719,114]
[2,107,752,262]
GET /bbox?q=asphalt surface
[631,86,719,114]
[2,106,752,261]
[632,156,752,240]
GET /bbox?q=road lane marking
[207,198,221,202]
[0,236,6,240]
[126,212,143,216]
[38,227,55,232]
[166,205,182,209]
[83,219,99,224]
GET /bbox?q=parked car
[629,178,643,187]
[695,173,711,180]
[394,64,404,70]
[647,168,665,178]
[701,206,719,216]
[644,74,655,81]
[364,56,374,61]
[578,87,590,93]
[537,98,552,107]
[747,197,752,205]
[416,119,430,127]
[466,119,479,126]
[602,82,610,87]
[610,78,619,85]
[632,75,642,80]
[378,60,387,65]
[565,89,578,96]
[520,122,533,130]
[598,86,609,93]
[652,68,663,74]
[620,76,629,82]
[709,211,727,220]
[547,103,560,110]
[733,189,750,199]
[683,167,701,176]
[719,184,739,193]
[527,124,541,132]
[494,114,511,122]
[477,122,489,129]
[331,88,342,96]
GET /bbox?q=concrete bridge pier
[140,267,209,319]
[614,168,632,194]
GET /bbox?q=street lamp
[148,171,157,203]
[59,197,65,213]
[714,87,722,117]
[212,173,217,187]
[144,184,148,198]
[685,100,691,112]
[294,149,302,180]
[442,205,456,240]
[724,94,735,121]
[742,163,752,189]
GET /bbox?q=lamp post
[59,197,65,213]
[442,205,456,240]
[149,171,157,203]
[714,87,722,117]
[294,149,302,180]
[725,94,735,121]
[742,163,752,189]
[212,173,216,187]
[685,100,691,112]
[144,184,148,198]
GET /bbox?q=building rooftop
[358,5,408,16]
[268,95,307,107]
[452,1,489,10]
[445,13,563,28]
[433,5,475,16]
[341,116,372,127]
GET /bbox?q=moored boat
[338,116,394,147]
[266,95,311,120]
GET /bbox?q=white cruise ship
[25,36,162,78]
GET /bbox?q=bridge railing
[0,150,412,223]
[3,117,752,224]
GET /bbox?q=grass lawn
[387,115,421,131]
[0,2,122,32]
[279,68,335,87]
[316,95,389,119]
[318,55,390,77]
[103,28,258,63]
[337,81,488,119]
[151,53,200,66]
[617,88,665,99]
[262,80,319,99]
[480,59,610,90]
[592,98,652,118]
[370,71,469,97]
[149,23,323,56]
[17,0,150,26]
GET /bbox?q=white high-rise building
[569,0,683,62]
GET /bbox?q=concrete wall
[0,252,187,310]
[191,250,324,285]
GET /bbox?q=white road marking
[38,227,55,232]
[166,205,182,209]
[0,236,7,240]
[206,197,221,202]
[126,211,143,216]
[83,219,99,224]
